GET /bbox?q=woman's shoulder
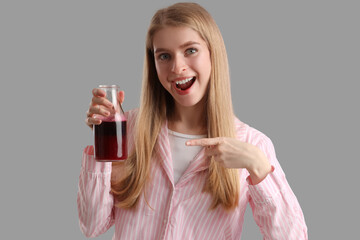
[234,117,273,147]
[125,108,139,122]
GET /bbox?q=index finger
[92,88,106,97]
[186,138,221,146]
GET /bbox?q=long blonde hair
[111,2,239,211]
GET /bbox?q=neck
[168,100,207,135]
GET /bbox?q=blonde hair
[111,2,239,210]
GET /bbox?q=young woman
[79,2,308,239]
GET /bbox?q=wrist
[246,149,272,185]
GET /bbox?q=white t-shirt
[168,129,207,183]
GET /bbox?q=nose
[171,55,187,74]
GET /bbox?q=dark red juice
[94,120,127,161]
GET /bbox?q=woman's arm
[248,136,308,240]
[77,145,115,237]
[186,130,308,239]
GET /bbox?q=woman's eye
[158,53,170,61]
[185,48,197,55]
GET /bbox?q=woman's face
[153,26,211,108]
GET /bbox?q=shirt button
[163,219,167,224]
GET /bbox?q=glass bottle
[94,85,127,162]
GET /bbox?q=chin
[174,97,204,108]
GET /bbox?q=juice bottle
[94,85,127,162]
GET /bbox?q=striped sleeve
[77,145,115,237]
[247,134,308,240]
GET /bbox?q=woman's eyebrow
[154,41,200,54]
[180,41,200,48]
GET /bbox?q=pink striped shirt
[77,109,308,239]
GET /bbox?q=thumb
[117,91,125,104]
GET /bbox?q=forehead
[152,26,206,49]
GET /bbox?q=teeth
[176,77,193,85]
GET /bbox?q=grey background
[1,0,359,239]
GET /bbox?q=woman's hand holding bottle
[85,88,125,129]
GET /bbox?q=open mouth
[175,77,196,91]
